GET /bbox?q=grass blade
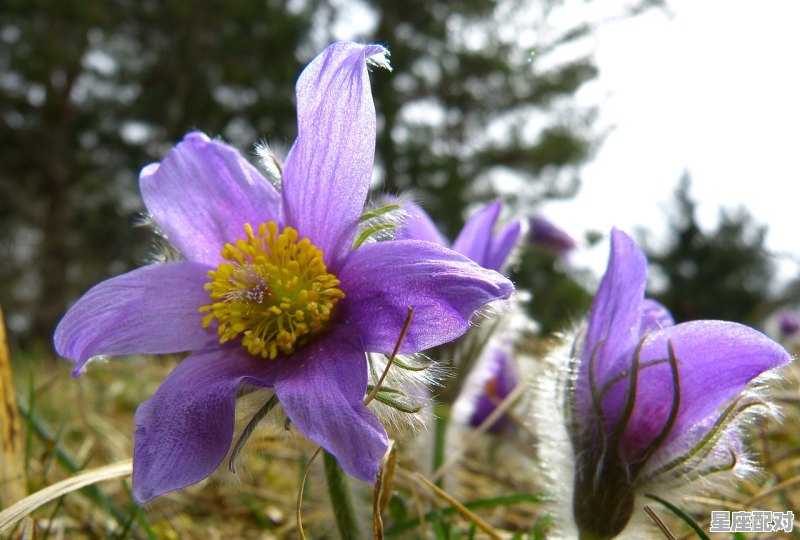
[0,459,133,534]
[645,493,710,540]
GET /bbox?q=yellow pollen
[199,221,344,359]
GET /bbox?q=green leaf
[360,203,401,223]
[353,223,397,248]
[392,355,433,372]
[367,386,423,414]
[644,494,710,540]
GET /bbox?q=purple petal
[271,327,388,482]
[281,43,388,266]
[140,132,281,266]
[339,240,514,354]
[617,320,791,460]
[396,202,449,247]
[132,347,274,503]
[581,229,647,411]
[641,299,675,334]
[452,202,502,268]
[54,262,216,376]
[486,220,521,272]
[527,215,576,255]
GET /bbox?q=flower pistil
[200,221,344,359]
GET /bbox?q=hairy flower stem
[324,451,361,540]
[573,448,634,540]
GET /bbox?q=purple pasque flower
[565,229,791,539]
[526,215,576,256]
[398,201,521,273]
[54,42,513,504]
[778,309,800,338]
[454,344,518,434]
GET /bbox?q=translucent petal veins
[630,339,681,474]
[588,339,607,441]
[200,221,344,359]
[597,357,669,399]
[611,337,646,455]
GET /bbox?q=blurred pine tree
[644,174,776,325]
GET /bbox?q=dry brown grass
[2,346,799,539]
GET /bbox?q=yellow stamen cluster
[200,221,344,359]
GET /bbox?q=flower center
[200,221,344,359]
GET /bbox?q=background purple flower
[54,42,513,503]
[398,201,521,273]
[457,345,518,434]
[526,215,576,256]
[778,310,800,338]
[567,228,791,539]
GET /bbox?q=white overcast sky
[542,0,800,281]
[331,0,800,282]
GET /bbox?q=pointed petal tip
[609,226,635,249]
[364,44,392,71]
[452,202,503,268]
[52,263,214,372]
[700,320,794,370]
[140,131,281,265]
[131,481,154,505]
[140,162,160,179]
[68,355,107,378]
[183,131,210,143]
[138,132,209,182]
[317,41,391,72]
[581,227,649,393]
[604,227,648,287]
[487,219,522,271]
[343,240,514,354]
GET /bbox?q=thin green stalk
[229,394,279,473]
[24,373,35,486]
[323,451,361,540]
[432,404,448,488]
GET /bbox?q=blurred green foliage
[510,247,593,336]
[0,0,312,345]
[1,0,666,348]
